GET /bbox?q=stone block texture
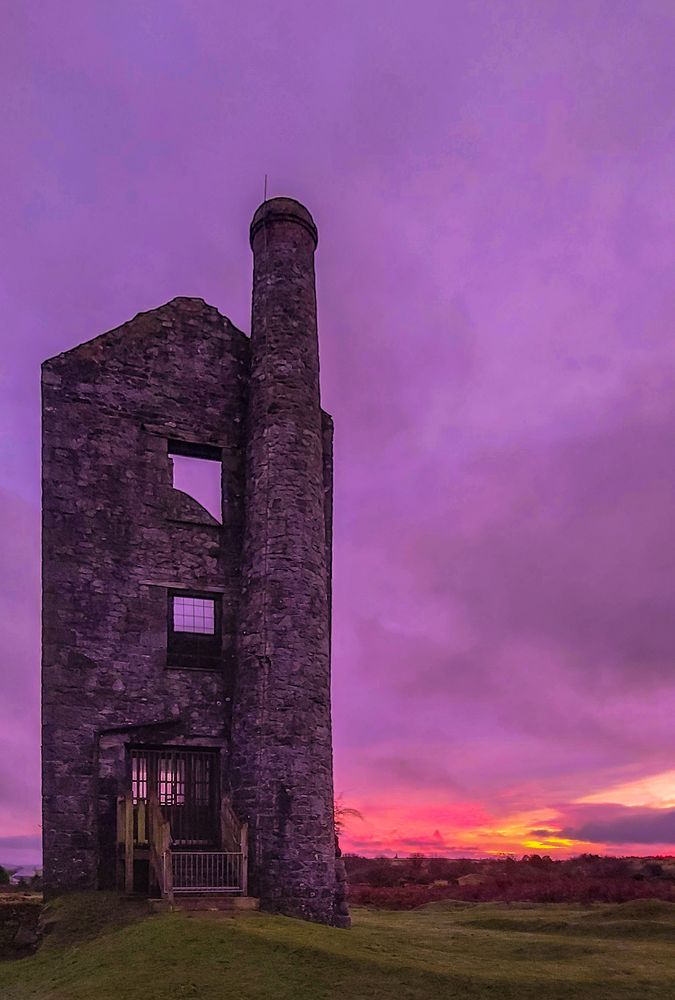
[41,198,348,926]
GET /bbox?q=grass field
[5,893,675,999]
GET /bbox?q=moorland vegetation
[345,852,675,908]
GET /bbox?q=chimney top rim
[250,197,318,249]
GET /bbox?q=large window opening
[168,440,222,523]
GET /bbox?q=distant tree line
[343,853,675,908]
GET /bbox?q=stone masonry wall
[231,199,340,925]
[42,298,248,894]
[42,202,346,927]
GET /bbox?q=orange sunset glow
[338,769,675,859]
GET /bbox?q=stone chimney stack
[232,198,340,924]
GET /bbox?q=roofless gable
[43,296,249,373]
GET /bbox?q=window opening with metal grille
[173,596,215,634]
[130,747,219,846]
[167,590,221,669]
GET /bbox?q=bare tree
[334,794,364,836]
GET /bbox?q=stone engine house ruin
[41,198,349,926]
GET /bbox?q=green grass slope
[5,894,675,999]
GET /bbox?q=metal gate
[130,747,219,846]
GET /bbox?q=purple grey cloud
[0,836,41,852]
[559,806,675,846]
[2,0,675,856]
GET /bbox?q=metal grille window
[158,756,185,805]
[192,753,212,806]
[130,747,219,846]
[173,596,215,634]
[131,754,147,804]
[167,589,221,669]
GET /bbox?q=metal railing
[117,786,249,899]
[170,851,244,894]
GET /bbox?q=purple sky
[2,1,675,866]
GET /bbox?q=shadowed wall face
[232,200,341,925]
